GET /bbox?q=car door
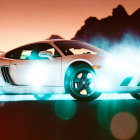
[8,43,62,86]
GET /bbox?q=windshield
[54,41,105,56]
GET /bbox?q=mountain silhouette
[47,35,64,40]
[112,5,128,17]
[72,5,140,50]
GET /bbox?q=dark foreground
[0,94,140,140]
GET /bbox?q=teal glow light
[0,93,134,102]
[55,100,77,120]
[97,93,134,100]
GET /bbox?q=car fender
[66,58,92,69]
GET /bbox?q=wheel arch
[65,59,92,72]
[64,60,95,86]
[67,60,92,69]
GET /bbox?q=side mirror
[39,51,54,60]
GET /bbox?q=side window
[6,43,61,60]
[20,50,32,60]
[44,48,60,58]
[5,48,22,59]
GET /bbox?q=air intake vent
[1,66,15,85]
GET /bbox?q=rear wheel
[33,94,52,100]
[130,92,140,99]
[65,64,101,101]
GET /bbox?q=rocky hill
[72,5,140,50]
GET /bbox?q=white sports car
[0,39,139,100]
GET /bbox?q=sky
[0,0,140,51]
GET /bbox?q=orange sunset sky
[0,0,140,51]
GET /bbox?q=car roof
[3,39,108,57]
[29,39,79,44]
[2,40,79,55]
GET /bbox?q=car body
[0,39,139,100]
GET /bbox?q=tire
[33,94,52,100]
[65,64,102,101]
[130,92,140,99]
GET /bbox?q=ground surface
[0,93,139,140]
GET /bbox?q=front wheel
[130,92,140,99]
[65,64,102,101]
